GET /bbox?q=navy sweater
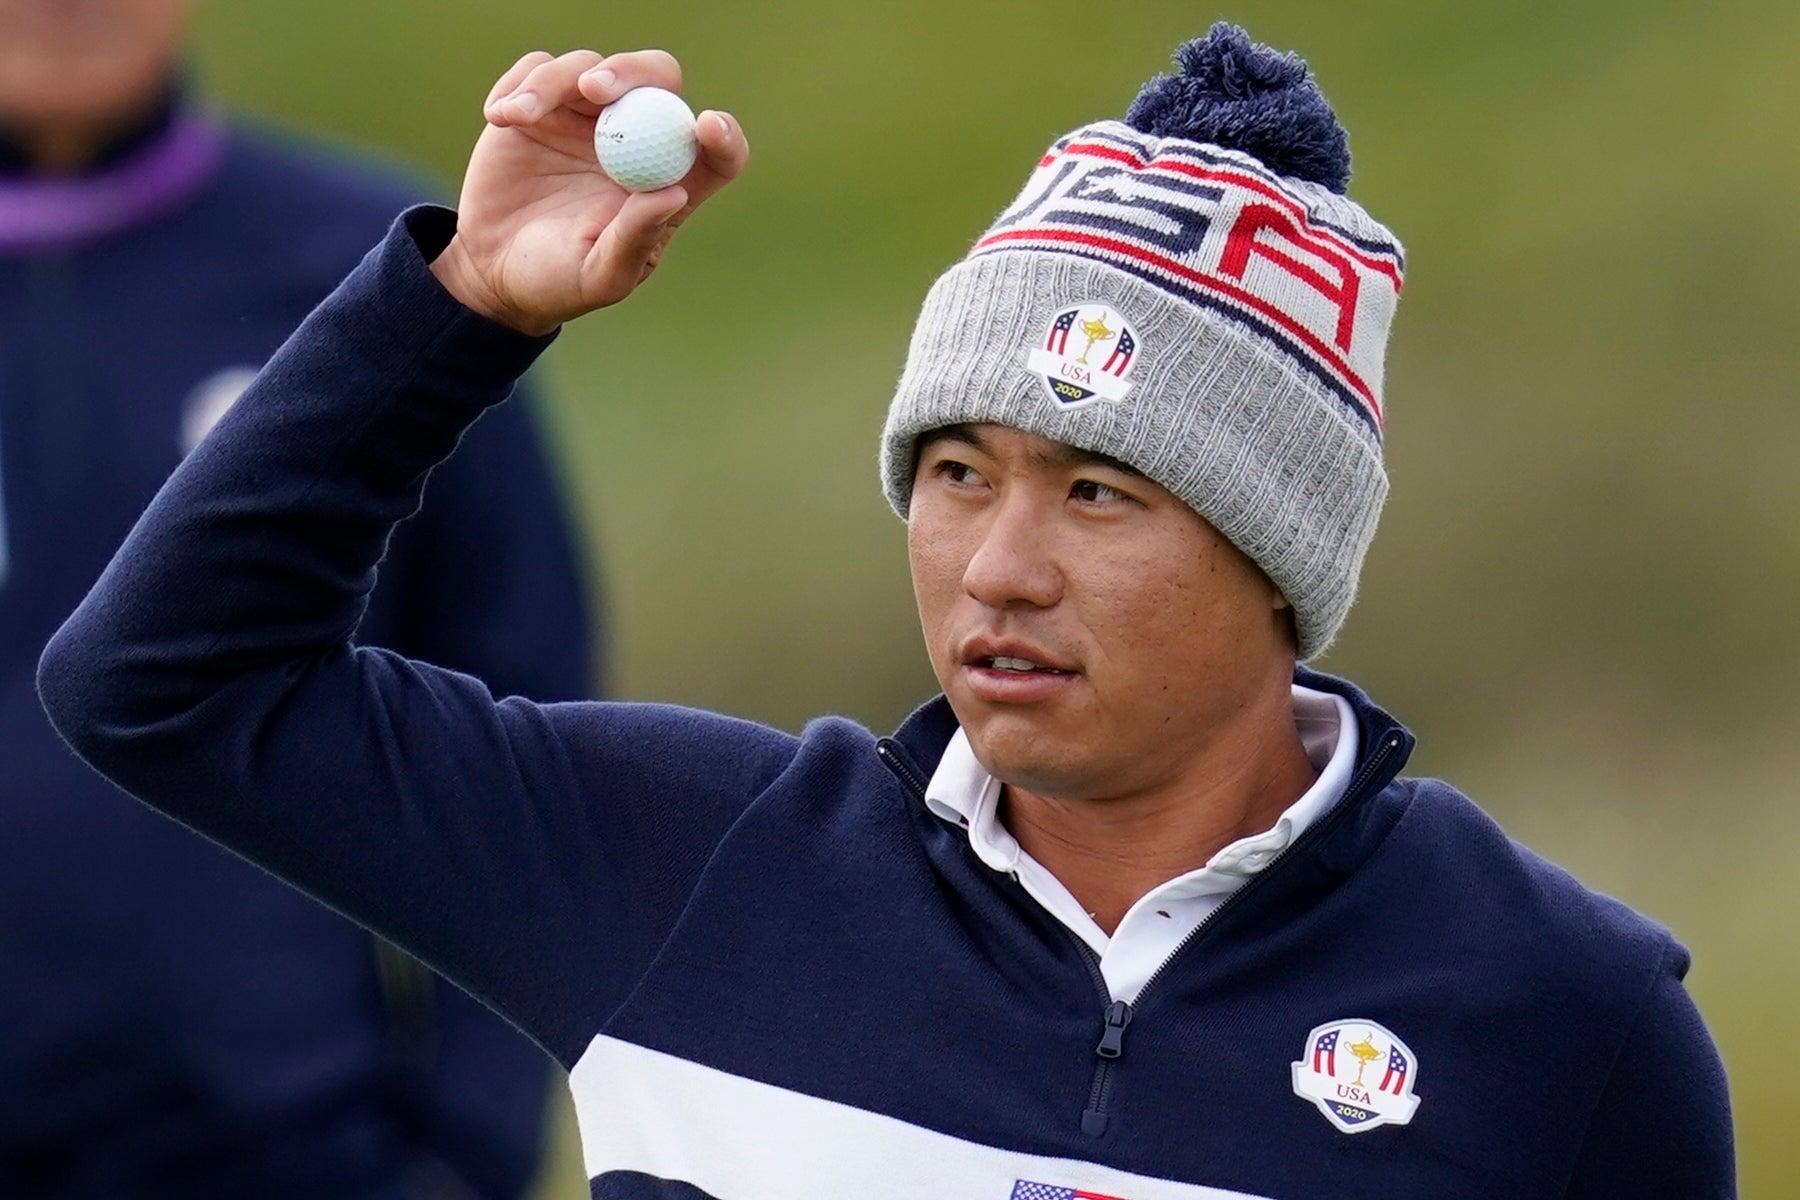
[3,115,590,1197]
[38,208,1733,1199]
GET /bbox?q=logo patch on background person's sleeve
[1290,1019,1421,1133]
[181,364,262,455]
[1026,303,1141,409]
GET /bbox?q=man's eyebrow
[916,424,1143,477]
[916,423,990,458]
[1036,442,1144,478]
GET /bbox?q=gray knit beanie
[880,24,1405,659]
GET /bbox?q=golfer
[40,26,1732,1199]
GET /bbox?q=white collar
[923,684,1359,1002]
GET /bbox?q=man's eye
[937,460,984,486]
[1071,479,1127,504]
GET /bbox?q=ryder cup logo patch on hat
[1290,1019,1421,1134]
[1026,302,1141,409]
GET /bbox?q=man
[1,1,592,1195]
[38,25,1733,1199]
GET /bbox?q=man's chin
[958,715,1095,799]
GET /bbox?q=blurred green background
[189,1,1798,1193]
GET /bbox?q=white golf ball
[593,87,698,192]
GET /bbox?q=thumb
[585,186,689,305]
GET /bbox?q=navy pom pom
[1125,23,1351,194]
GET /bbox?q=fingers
[682,110,750,207]
[486,49,606,125]
[484,47,687,129]
[576,49,682,107]
[483,51,553,111]
[587,186,690,302]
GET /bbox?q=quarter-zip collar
[0,84,225,257]
[920,685,1358,1002]
[880,665,1417,904]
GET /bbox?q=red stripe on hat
[1053,141,1404,289]
[974,226,1384,424]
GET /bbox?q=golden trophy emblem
[1346,1031,1382,1086]
[1075,313,1117,364]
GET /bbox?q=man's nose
[961,493,1063,610]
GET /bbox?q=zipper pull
[1095,1000,1133,1060]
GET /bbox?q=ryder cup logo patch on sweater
[1027,302,1141,408]
[1290,1019,1421,1133]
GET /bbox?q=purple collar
[0,107,226,257]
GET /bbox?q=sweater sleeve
[357,371,598,702]
[36,207,799,1064]
[1561,944,1735,1198]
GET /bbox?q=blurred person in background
[0,1,594,1196]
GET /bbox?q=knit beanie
[880,23,1405,659]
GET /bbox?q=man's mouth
[983,656,1073,675]
[958,640,1081,704]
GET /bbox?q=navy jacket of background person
[0,94,593,1198]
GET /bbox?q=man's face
[908,423,1296,803]
[0,0,195,130]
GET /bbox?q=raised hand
[429,49,748,335]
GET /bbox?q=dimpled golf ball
[593,86,698,192]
